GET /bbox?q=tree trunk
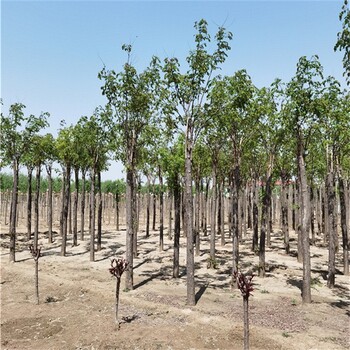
[27,166,33,241]
[80,169,86,241]
[73,167,79,246]
[231,164,240,284]
[9,158,19,262]
[173,174,181,278]
[185,126,195,305]
[46,165,53,243]
[338,172,349,275]
[195,179,200,256]
[125,166,136,290]
[326,171,336,288]
[61,165,71,256]
[168,192,173,240]
[210,165,217,263]
[159,168,164,252]
[146,175,151,238]
[220,179,226,246]
[89,168,96,261]
[281,171,289,254]
[298,142,312,303]
[97,171,103,251]
[243,296,249,350]
[152,178,156,231]
[252,178,259,253]
[34,165,41,250]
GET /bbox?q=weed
[291,298,297,306]
[282,332,291,338]
[260,289,269,294]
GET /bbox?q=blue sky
[1,0,346,180]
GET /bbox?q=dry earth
[1,220,349,350]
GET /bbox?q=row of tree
[1,1,349,305]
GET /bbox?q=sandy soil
[1,219,349,350]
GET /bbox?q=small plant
[29,244,41,305]
[233,270,254,350]
[45,296,57,303]
[311,277,322,287]
[109,257,128,327]
[282,332,291,338]
[207,256,219,269]
[291,298,297,306]
[260,289,269,294]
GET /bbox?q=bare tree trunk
[168,192,173,240]
[89,168,96,261]
[252,178,259,253]
[145,175,151,238]
[61,165,71,256]
[152,178,156,231]
[210,165,217,263]
[46,165,53,243]
[80,169,86,241]
[97,171,103,251]
[9,158,19,262]
[220,179,226,246]
[27,166,33,241]
[195,179,200,256]
[73,167,79,246]
[173,175,181,278]
[159,168,164,252]
[338,172,349,275]
[185,128,195,305]
[298,142,311,303]
[34,165,41,250]
[327,171,336,288]
[281,171,289,254]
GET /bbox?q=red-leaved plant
[233,270,254,350]
[109,258,128,327]
[29,244,41,305]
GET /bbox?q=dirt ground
[1,218,349,350]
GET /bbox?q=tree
[284,55,325,303]
[209,70,256,283]
[335,0,350,85]
[99,46,163,289]
[0,103,48,262]
[163,19,232,305]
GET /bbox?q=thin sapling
[29,244,41,305]
[233,270,254,350]
[109,257,128,327]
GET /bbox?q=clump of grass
[311,277,322,287]
[207,256,219,269]
[260,289,269,294]
[282,332,291,338]
[45,296,58,303]
[291,298,297,306]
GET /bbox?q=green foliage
[334,0,350,85]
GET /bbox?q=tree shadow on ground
[330,299,350,317]
[286,277,302,292]
[195,283,208,304]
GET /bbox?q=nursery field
[1,220,349,350]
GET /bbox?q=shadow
[14,257,32,262]
[134,258,150,270]
[195,283,208,303]
[133,272,162,290]
[286,277,302,292]
[330,300,350,317]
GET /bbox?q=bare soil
[1,220,349,350]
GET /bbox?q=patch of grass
[260,289,269,294]
[291,298,297,306]
[311,277,322,287]
[206,257,219,269]
[282,332,291,338]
